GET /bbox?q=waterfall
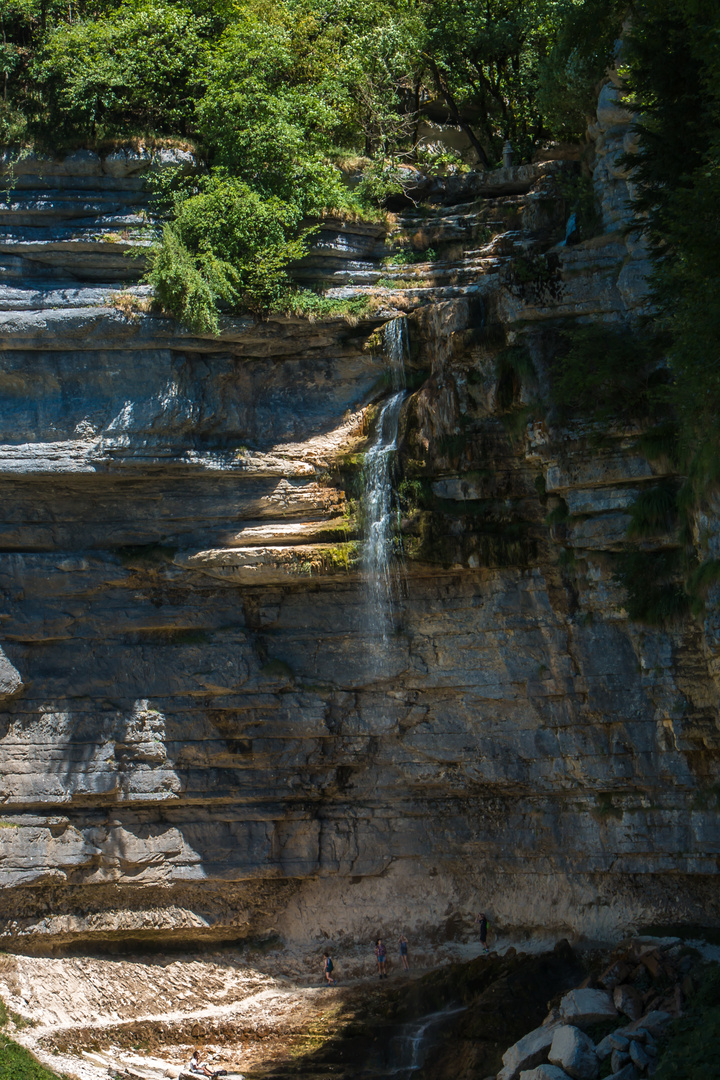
[362,317,408,663]
[384,1005,466,1076]
[381,315,409,393]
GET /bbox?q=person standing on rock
[399,933,409,970]
[323,951,336,985]
[475,912,490,955]
[376,938,387,978]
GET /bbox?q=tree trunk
[411,77,421,161]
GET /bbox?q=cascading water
[362,317,408,666]
[384,1005,466,1077]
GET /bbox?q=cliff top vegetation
[0,0,718,493]
[0,0,627,329]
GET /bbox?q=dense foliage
[551,325,666,425]
[623,0,720,488]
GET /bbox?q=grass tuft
[272,290,371,323]
[614,549,689,626]
[627,482,678,538]
[655,965,720,1080]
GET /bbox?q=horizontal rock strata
[0,103,719,952]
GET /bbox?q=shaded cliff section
[0,84,718,954]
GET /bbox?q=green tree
[420,0,570,165]
[31,0,212,139]
[623,0,720,485]
[197,8,350,210]
[536,0,625,138]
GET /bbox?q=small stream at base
[362,317,408,670]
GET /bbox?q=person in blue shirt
[399,933,409,970]
[375,938,387,978]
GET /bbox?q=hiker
[399,933,409,970]
[323,951,336,985]
[375,938,387,978]
[475,911,490,954]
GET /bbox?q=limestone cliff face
[0,95,718,954]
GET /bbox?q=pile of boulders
[496,936,695,1080]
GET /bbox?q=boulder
[0,648,23,699]
[102,148,152,177]
[548,1025,599,1080]
[607,1067,637,1080]
[611,1049,630,1073]
[596,1033,629,1061]
[53,148,102,176]
[598,960,633,990]
[498,1025,558,1080]
[152,148,198,174]
[629,1042,650,1071]
[520,1068,572,1080]
[614,984,643,1021]
[628,1011,672,1038]
[638,950,662,978]
[559,989,617,1028]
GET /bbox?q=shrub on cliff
[551,325,667,424]
[145,1,413,324]
[145,177,308,331]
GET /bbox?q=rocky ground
[0,939,489,1080]
[1,933,716,1080]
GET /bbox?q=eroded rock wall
[0,117,718,955]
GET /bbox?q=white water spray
[362,317,408,664]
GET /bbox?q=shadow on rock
[253,941,584,1080]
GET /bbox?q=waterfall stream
[362,317,408,664]
[383,1005,466,1077]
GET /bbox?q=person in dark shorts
[323,952,336,985]
[475,912,489,954]
[375,938,387,977]
[399,933,409,970]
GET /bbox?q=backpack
[327,957,333,972]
